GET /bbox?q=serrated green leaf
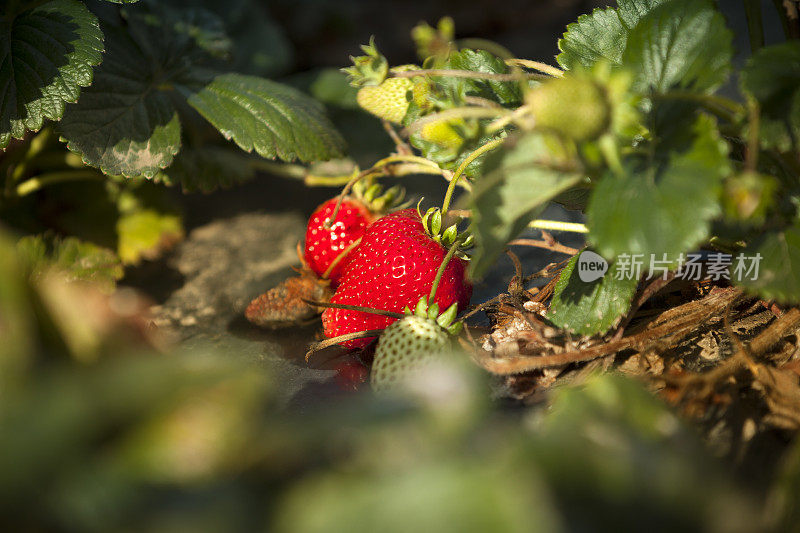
[58,2,292,178]
[623,0,732,93]
[16,234,123,290]
[740,42,800,153]
[469,133,584,279]
[547,251,638,336]
[587,115,729,260]
[0,0,104,148]
[56,13,191,177]
[557,8,626,70]
[153,146,255,193]
[187,73,346,162]
[556,0,668,70]
[436,49,522,107]
[116,208,183,265]
[735,221,800,303]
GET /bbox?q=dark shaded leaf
[0,0,104,147]
[735,220,800,303]
[740,41,800,153]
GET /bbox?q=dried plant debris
[475,273,800,452]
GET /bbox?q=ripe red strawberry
[322,209,472,348]
[304,197,375,286]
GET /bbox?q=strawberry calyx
[351,178,405,215]
[411,17,455,62]
[342,37,390,88]
[403,296,463,336]
[418,204,474,252]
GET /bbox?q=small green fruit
[356,65,417,124]
[723,171,776,223]
[371,315,451,392]
[528,76,610,142]
[420,120,463,150]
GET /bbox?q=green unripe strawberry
[356,65,417,124]
[723,171,776,223]
[528,76,610,142]
[370,298,462,392]
[420,120,464,150]
[371,315,450,392]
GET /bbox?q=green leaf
[622,0,732,93]
[116,208,183,265]
[0,0,104,148]
[16,234,123,290]
[556,0,669,70]
[153,146,255,193]
[56,21,186,177]
[740,41,800,153]
[557,8,627,70]
[186,73,346,162]
[436,49,522,107]
[587,114,729,260]
[469,133,584,279]
[547,251,638,336]
[59,3,339,180]
[735,221,800,303]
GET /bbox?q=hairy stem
[429,238,464,304]
[403,106,507,136]
[249,159,308,179]
[16,170,104,196]
[505,58,564,78]
[528,219,588,233]
[441,137,505,217]
[390,68,534,82]
[303,300,404,319]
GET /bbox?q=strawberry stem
[301,299,405,319]
[306,329,386,359]
[504,58,564,78]
[327,154,446,228]
[428,237,464,304]
[321,237,362,280]
[390,68,535,83]
[440,137,505,218]
[528,219,588,233]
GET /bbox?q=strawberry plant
[328,0,800,343]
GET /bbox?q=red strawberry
[304,197,375,286]
[322,209,471,348]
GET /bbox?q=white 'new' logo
[577,250,608,282]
